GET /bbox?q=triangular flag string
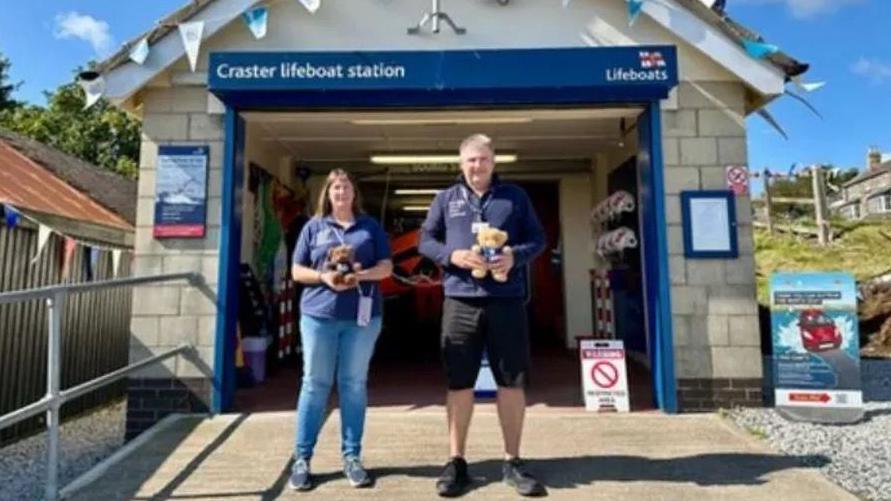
[243,7,269,40]
[129,37,150,65]
[298,0,321,14]
[112,249,123,278]
[32,225,52,265]
[2,203,20,229]
[178,21,205,72]
[628,0,645,26]
[61,237,77,281]
[4,203,129,258]
[742,38,780,59]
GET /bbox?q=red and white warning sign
[580,339,629,412]
[725,165,750,196]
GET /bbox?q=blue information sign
[207,47,678,106]
[770,272,863,422]
[154,146,209,238]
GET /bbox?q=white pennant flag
[78,72,105,109]
[178,21,205,72]
[31,225,52,265]
[129,37,150,65]
[563,0,572,7]
[112,249,122,278]
[298,0,321,14]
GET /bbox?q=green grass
[755,221,891,304]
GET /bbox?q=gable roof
[844,162,891,188]
[0,129,136,228]
[95,0,806,109]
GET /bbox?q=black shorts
[441,297,531,390]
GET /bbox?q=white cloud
[53,12,114,57]
[734,0,864,19]
[851,57,891,85]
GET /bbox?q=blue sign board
[770,272,863,421]
[207,47,678,106]
[154,146,209,238]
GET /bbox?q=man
[419,134,546,497]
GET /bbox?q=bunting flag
[61,237,77,280]
[628,0,645,26]
[784,89,823,119]
[756,108,789,140]
[562,0,572,7]
[178,21,205,72]
[85,247,101,281]
[77,71,106,109]
[129,37,150,65]
[31,225,52,265]
[3,204,20,229]
[791,76,827,93]
[243,7,269,40]
[741,38,779,59]
[112,249,122,278]
[298,0,321,14]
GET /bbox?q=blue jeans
[295,315,382,460]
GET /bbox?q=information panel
[154,145,209,238]
[771,272,864,423]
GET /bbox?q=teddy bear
[471,227,512,282]
[325,244,359,287]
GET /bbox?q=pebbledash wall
[117,0,774,436]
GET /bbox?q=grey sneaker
[343,456,372,488]
[288,457,312,491]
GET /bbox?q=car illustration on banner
[798,309,842,352]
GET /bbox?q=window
[866,193,891,214]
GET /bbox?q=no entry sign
[725,165,750,196]
[580,339,630,412]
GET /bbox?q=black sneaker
[436,456,471,497]
[502,458,545,496]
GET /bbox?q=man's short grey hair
[459,133,495,155]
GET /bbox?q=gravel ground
[729,402,891,501]
[0,400,126,501]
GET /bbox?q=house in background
[833,147,891,220]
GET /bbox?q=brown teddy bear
[325,244,359,287]
[471,227,512,282]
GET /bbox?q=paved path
[70,406,855,500]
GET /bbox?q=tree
[0,77,140,179]
[0,53,21,111]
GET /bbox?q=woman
[288,169,392,490]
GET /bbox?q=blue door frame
[210,47,678,413]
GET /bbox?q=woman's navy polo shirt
[292,214,391,321]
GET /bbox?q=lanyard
[461,186,493,222]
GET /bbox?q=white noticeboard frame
[579,339,630,412]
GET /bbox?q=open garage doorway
[228,108,658,412]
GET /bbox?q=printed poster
[154,145,209,238]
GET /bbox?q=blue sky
[0,0,889,179]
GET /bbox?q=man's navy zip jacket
[418,175,546,298]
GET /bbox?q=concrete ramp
[69,407,854,500]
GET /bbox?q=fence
[0,221,133,446]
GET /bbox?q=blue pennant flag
[742,38,780,59]
[628,0,645,26]
[243,7,268,40]
[3,204,20,229]
[85,247,101,281]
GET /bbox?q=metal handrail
[0,272,205,501]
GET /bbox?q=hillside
[754,221,891,357]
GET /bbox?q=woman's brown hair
[314,168,364,218]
